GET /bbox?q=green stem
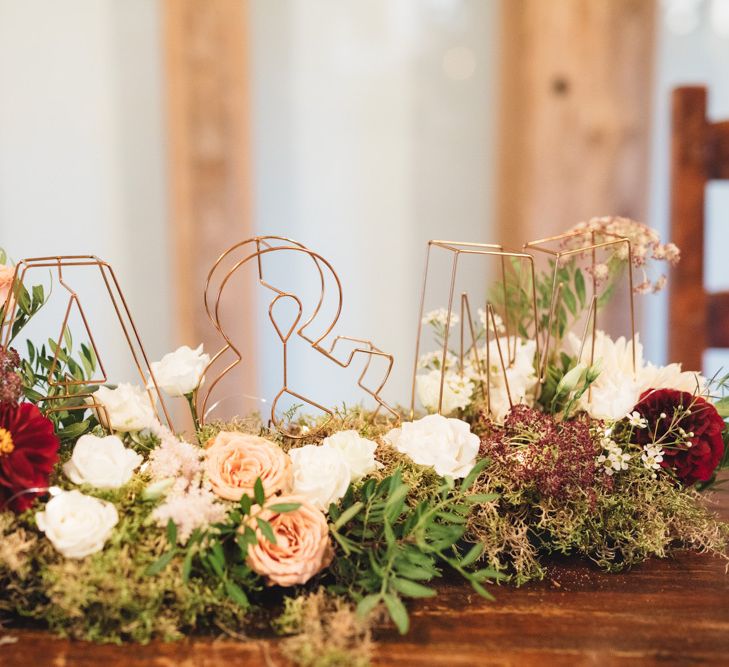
[186,390,200,433]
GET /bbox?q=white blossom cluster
[641,443,664,478]
[421,308,459,329]
[597,437,631,475]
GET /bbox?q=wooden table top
[3,494,728,666]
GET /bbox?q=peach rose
[245,495,333,586]
[0,265,15,310]
[204,431,292,501]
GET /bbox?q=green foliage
[19,329,100,442]
[490,256,628,349]
[490,257,590,342]
[196,415,264,446]
[541,467,729,570]
[3,275,49,345]
[328,462,501,634]
[0,258,102,441]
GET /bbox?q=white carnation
[467,337,538,422]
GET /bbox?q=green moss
[467,459,728,584]
[0,477,249,643]
[539,469,729,571]
[196,415,264,446]
[274,589,375,667]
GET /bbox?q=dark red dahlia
[0,402,59,512]
[633,389,725,486]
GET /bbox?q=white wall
[0,0,171,377]
[647,2,729,373]
[249,0,500,408]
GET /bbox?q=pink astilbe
[147,423,204,482]
[151,484,227,544]
[146,423,228,543]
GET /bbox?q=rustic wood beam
[163,0,256,407]
[496,0,657,244]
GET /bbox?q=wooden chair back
[669,86,729,371]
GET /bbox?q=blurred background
[0,0,727,416]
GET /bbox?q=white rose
[36,490,119,559]
[322,430,380,481]
[63,434,143,489]
[416,369,474,415]
[93,383,157,432]
[149,344,210,397]
[385,414,479,479]
[289,444,351,510]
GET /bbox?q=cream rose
[245,495,333,586]
[36,490,119,559]
[63,434,143,489]
[149,344,210,397]
[321,430,380,481]
[93,383,157,432]
[385,414,479,479]
[289,444,350,510]
[0,264,14,309]
[204,432,293,501]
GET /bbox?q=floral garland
[0,221,727,665]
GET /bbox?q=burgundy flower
[0,347,22,405]
[633,389,725,486]
[479,405,608,503]
[0,402,59,512]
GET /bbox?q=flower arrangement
[0,221,727,666]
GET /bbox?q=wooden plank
[496,0,657,245]
[710,121,729,180]
[496,0,656,345]
[163,0,257,417]
[668,87,710,370]
[707,291,729,348]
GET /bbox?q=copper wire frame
[198,236,399,438]
[524,229,637,387]
[410,240,541,419]
[0,256,174,431]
